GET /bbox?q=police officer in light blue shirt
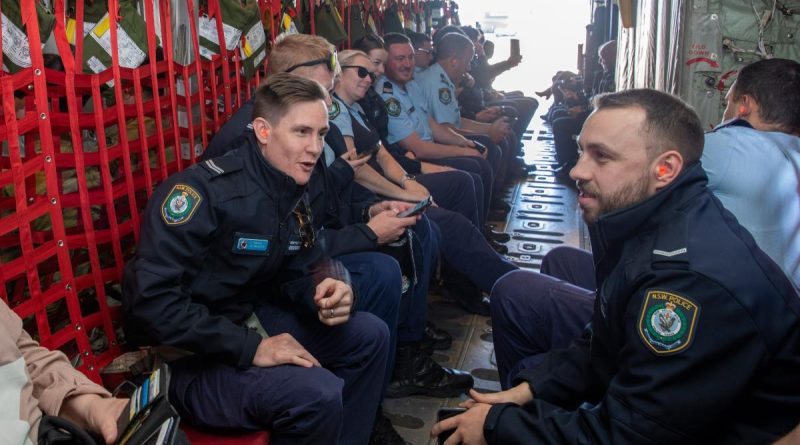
[702,58,800,287]
[414,59,461,127]
[375,75,434,144]
[378,33,498,229]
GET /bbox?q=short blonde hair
[267,33,338,76]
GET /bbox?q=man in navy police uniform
[432,89,800,444]
[123,74,390,445]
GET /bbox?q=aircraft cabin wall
[617,0,800,129]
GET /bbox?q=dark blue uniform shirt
[486,162,800,444]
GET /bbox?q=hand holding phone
[509,38,521,61]
[397,196,433,218]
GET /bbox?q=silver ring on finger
[328,308,335,318]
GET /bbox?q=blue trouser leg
[169,356,344,445]
[430,156,493,225]
[338,252,402,390]
[416,170,481,227]
[257,306,390,445]
[490,269,595,389]
[540,246,596,290]
[552,116,585,168]
[168,311,389,445]
[399,214,438,343]
[427,207,517,293]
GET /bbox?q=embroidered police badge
[385,98,402,117]
[328,100,340,120]
[161,184,202,225]
[638,290,700,355]
[438,87,452,105]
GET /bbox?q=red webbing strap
[203,7,221,132]
[209,0,233,123]
[106,0,142,241]
[234,45,245,102]
[52,0,76,74]
[159,0,185,172]
[263,0,276,43]
[184,0,210,157]
[142,0,170,191]
[74,0,86,73]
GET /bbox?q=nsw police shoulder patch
[438,87,452,105]
[385,98,402,117]
[638,289,700,355]
[328,100,340,120]
[161,184,203,226]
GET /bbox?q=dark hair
[352,33,385,54]
[733,58,800,134]
[432,25,466,47]
[382,32,412,50]
[407,31,431,50]
[459,26,480,42]
[593,89,704,163]
[252,73,328,125]
[434,32,474,62]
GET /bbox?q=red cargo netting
[1,0,264,382]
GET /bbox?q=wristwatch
[402,174,416,187]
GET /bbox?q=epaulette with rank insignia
[383,81,394,94]
[440,73,449,85]
[201,156,243,178]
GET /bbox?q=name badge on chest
[232,232,271,256]
[286,235,303,254]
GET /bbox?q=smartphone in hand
[510,38,521,59]
[397,196,433,218]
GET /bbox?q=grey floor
[384,105,585,445]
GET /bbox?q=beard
[578,172,651,223]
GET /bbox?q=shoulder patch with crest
[438,87,452,105]
[328,100,341,120]
[385,97,402,117]
[638,290,700,355]
[161,184,203,226]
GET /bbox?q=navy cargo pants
[490,246,595,389]
[168,307,389,445]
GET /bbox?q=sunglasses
[416,48,433,55]
[286,52,338,73]
[341,65,376,82]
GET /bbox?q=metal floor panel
[385,106,584,444]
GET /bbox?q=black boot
[386,342,474,398]
[425,321,453,350]
[484,225,511,243]
[368,410,409,445]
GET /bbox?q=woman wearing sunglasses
[330,51,517,315]
[331,50,433,202]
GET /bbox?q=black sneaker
[368,411,409,445]
[386,343,474,398]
